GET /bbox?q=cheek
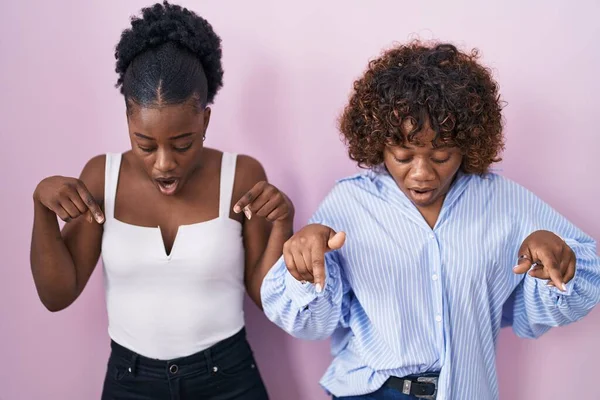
[179,148,203,171]
[129,147,155,170]
[439,160,462,186]
[383,161,409,187]
[140,155,155,174]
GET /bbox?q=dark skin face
[127,102,211,196]
[30,94,295,312]
[382,124,463,228]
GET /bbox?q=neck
[416,196,445,229]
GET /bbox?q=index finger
[75,183,104,224]
[233,181,266,214]
[538,253,566,291]
[310,241,327,293]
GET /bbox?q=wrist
[33,196,53,218]
[33,195,46,210]
[33,186,42,203]
[274,216,294,233]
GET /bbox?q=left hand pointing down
[513,230,576,292]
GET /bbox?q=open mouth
[155,177,180,195]
[409,188,435,202]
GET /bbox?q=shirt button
[430,234,435,240]
[435,315,442,323]
[432,274,438,281]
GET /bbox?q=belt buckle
[415,376,438,399]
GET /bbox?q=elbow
[40,298,71,312]
[33,275,80,313]
[44,303,68,313]
[246,279,264,311]
[513,327,544,340]
[37,290,76,312]
[249,295,264,312]
[513,322,550,339]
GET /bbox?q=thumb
[513,248,534,274]
[327,230,346,251]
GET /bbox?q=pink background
[1,1,599,399]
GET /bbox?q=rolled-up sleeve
[506,184,600,338]
[260,184,352,340]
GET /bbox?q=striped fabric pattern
[261,170,600,399]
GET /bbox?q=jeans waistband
[110,328,247,369]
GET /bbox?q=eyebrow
[134,132,195,141]
[400,143,451,149]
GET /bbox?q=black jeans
[101,329,269,400]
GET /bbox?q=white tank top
[101,152,246,360]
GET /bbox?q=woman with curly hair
[29,2,291,399]
[261,41,600,400]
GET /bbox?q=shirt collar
[372,167,473,229]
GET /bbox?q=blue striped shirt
[261,169,600,399]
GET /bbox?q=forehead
[127,104,202,137]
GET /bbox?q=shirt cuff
[283,259,340,309]
[545,266,578,297]
[284,272,319,308]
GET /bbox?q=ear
[202,107,212,135]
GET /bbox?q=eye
[174,143,193,152]
[394,157,412,164]
[431,157,451,164]
[138,146,155,153]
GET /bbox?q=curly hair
[339,41,504,174]
[115,1,224,108]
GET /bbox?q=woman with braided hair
[30,2,289,399]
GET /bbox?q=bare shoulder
[79,154,106,205]
[235,154,267,190]
[226,154,267,207]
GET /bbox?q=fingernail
[512,265,519,271]
[233,205,241,213]
[243,206,252,220]
[315,283,322,293]
[561,283,567,291]
[96,214,104,223]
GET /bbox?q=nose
[154,148,177,173]
[409,157,435,182]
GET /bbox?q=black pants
[101,329,269,400]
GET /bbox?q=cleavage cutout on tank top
[103,152,240,258]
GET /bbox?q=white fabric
[101,152,245,359]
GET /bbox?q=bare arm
[30,155,106,312]
[233,155,294,310]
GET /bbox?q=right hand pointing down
[282,223,346,292]
[34,176,105,224]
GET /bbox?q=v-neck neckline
[111,217,240,260]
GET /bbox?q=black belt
[384,375,438,399]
